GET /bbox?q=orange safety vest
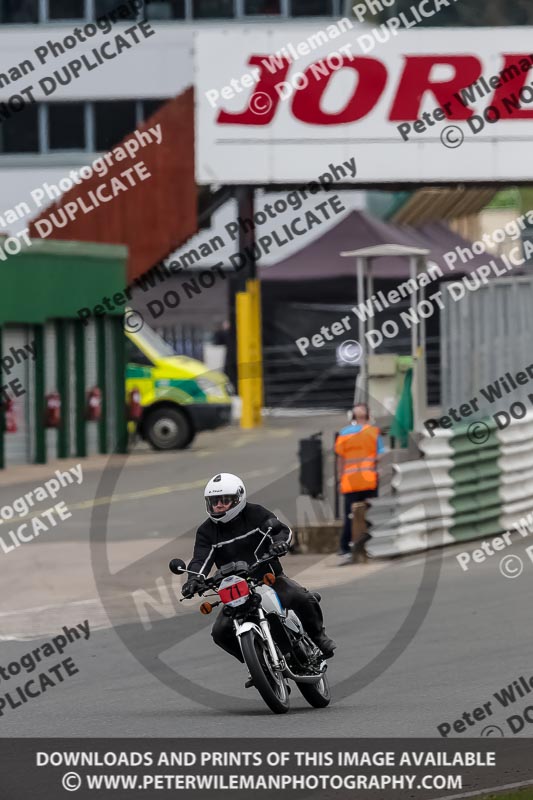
[335,424,380,494]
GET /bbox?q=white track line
[433,778,533,800]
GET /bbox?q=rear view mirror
[169,558,187,575]
[264,517,283,535]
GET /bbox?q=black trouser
[211,575,324,663]
[339,488,378,554]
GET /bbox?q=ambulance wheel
[145,407,193,450]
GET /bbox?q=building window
[290,0,332,14]
[142,98,167,119]
[145,0,185,19]
[94,101,137,151]
[192,0,234,18]
[0,0,39,22]
[48,103,86,150]
[244,0,281,13]
[48,0,84,18]
[94,0,137,17]
[374,0,533,24]
[3,0,532,23]
[0,99,169,154]
[0,106,39,153]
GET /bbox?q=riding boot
[311,627,337,658]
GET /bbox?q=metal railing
[263,336,441,410]
[263,343,359,409]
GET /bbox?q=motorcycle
[169,523,331,715]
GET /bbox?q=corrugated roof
[390,187,497,225]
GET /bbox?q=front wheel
[144,407,193,450]
[240,631,290,715]
[297,672,331,708]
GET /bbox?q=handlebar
[192,554,277,592]
[169,525,284,599]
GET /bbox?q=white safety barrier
[367,413,533,557]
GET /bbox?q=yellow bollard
[246,279,264,426]
[236,290,254,429]
[236,282,264,429]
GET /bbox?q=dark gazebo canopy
[260,210,509,281]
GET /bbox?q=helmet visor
[206,494,240,517]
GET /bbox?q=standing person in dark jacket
[182,473,336,675]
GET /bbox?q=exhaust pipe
[283,663,326,684]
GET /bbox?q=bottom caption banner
[1,739,532,799]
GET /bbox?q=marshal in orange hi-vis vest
[335,424,380,494]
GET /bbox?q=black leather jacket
[187,503,292,578]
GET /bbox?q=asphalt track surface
[1,414,532,739]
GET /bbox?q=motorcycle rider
[182,473,336,674]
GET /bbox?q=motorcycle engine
[289,637,316,671]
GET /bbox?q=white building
[0,0,358,235]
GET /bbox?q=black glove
[182,577,203,599]
[269,540,289,557]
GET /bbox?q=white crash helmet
[204,473,246,523]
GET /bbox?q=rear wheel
[240,631,290,714]
[144,407,193,450]
[297,672,331,708]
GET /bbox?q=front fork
[235,608,283,671]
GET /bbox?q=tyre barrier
[366,412,533,557]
